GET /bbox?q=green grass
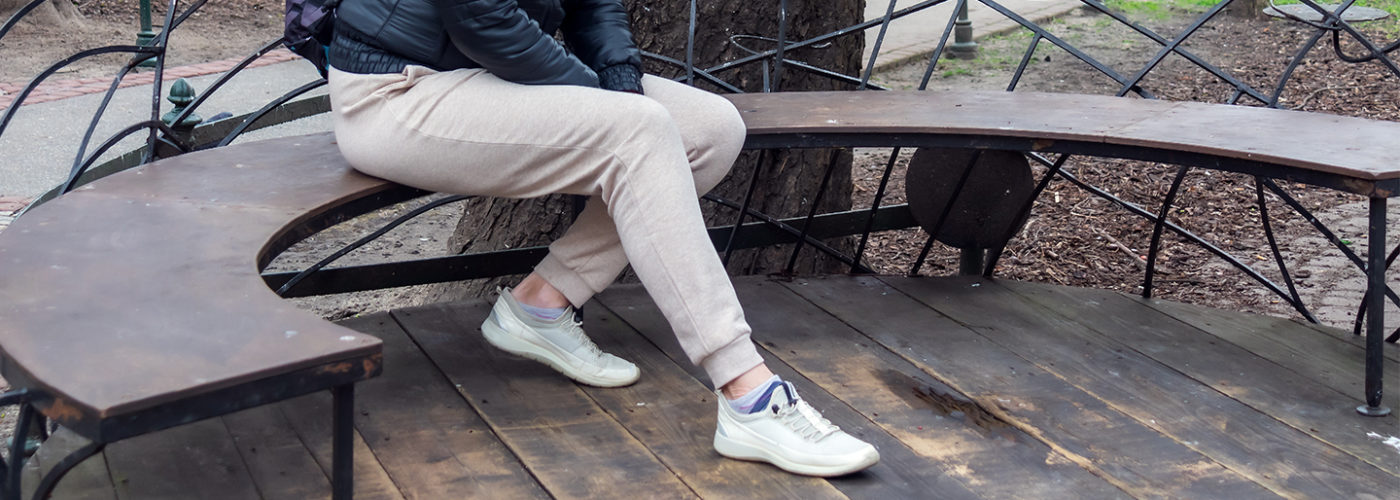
[1100,0,1173,20]
[913,0,1398,82]
[1098,0,1219,17]
[1178,0,1223,12]
[927,28,1054,80]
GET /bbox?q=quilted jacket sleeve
[434,0,599,87]
[560,0,643,92]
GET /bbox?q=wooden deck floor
[34,275,1400,499]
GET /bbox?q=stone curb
[0,49,303,111]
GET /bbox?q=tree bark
[426,0,864,304]
[631,0,863,277]
[1224,0,1267,19]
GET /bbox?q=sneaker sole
[481,315,639,388]
[714,433,879,477]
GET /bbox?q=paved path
[865,0,1082,69]
[0,54,330,200]
[0,49,302,111]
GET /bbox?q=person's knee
[694,92,747,153]
[627,98,677,136]
[690,98,748,192]
[604,98,690,180]
[611,98,686,156]
[713,101,748,157]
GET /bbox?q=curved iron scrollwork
[0,388,95,500]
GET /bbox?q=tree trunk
[1224,0,1267,19]
[1,0,84,28]
[426,0,864,304]
[630,0,863,277]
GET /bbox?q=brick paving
[0,48,302,111]
[0,196,29,234]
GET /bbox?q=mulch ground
[854,9,1399,319]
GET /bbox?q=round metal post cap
[1264,4,1390,22]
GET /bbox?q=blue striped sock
[519,302,567,321]
[728,375,783,414]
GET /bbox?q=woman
[326,0,878,476]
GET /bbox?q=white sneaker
[480,288,640,387]
[714,381,880,477]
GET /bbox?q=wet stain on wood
[877,368,1016,441]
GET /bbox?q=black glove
[598,64,644,94]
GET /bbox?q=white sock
[519,302,567,321]
[727,374,783,413]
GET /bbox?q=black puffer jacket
[329,0,643,92]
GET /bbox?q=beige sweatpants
[328,66,764,388]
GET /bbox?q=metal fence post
[136,0,158,67]
[949,2,978,59]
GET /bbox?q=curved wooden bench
[0,90,1395,497]
[726,91,1400,196]
[0,134,406,498]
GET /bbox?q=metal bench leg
[5,402,35,499]
[333,384,355,499]
[1359,197,1392,417]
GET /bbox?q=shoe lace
[564,319,606,358]
[775,394,839,441]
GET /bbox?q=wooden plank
[725,91,1400,182]
[1302,320,1400,363]
[775,276,1269,499]
[1148,295,1400,361]
[579,304,849,499]
[1142,295,1400,408]
[390,303,696,500]
[998,280,1400,474]
[21,427,116,500]
[0,133,389,426]
[306,314,546,499]
[222,405,333,499]
[1305,320,1400,363]
[596,285,989,499]
[884,275,1398,499]
[275,395,405,500]
[103,418,260,499]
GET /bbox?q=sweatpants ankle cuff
[701,335,765,390]
[533,255,597,308]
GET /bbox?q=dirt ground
[860,7,1400,321]
[1,0,1398,454]
[0,0,283,84]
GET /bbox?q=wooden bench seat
[726,91,1400,196]
[0,134,404,497]
[0,90,1395,497]
[0,134,392,440]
